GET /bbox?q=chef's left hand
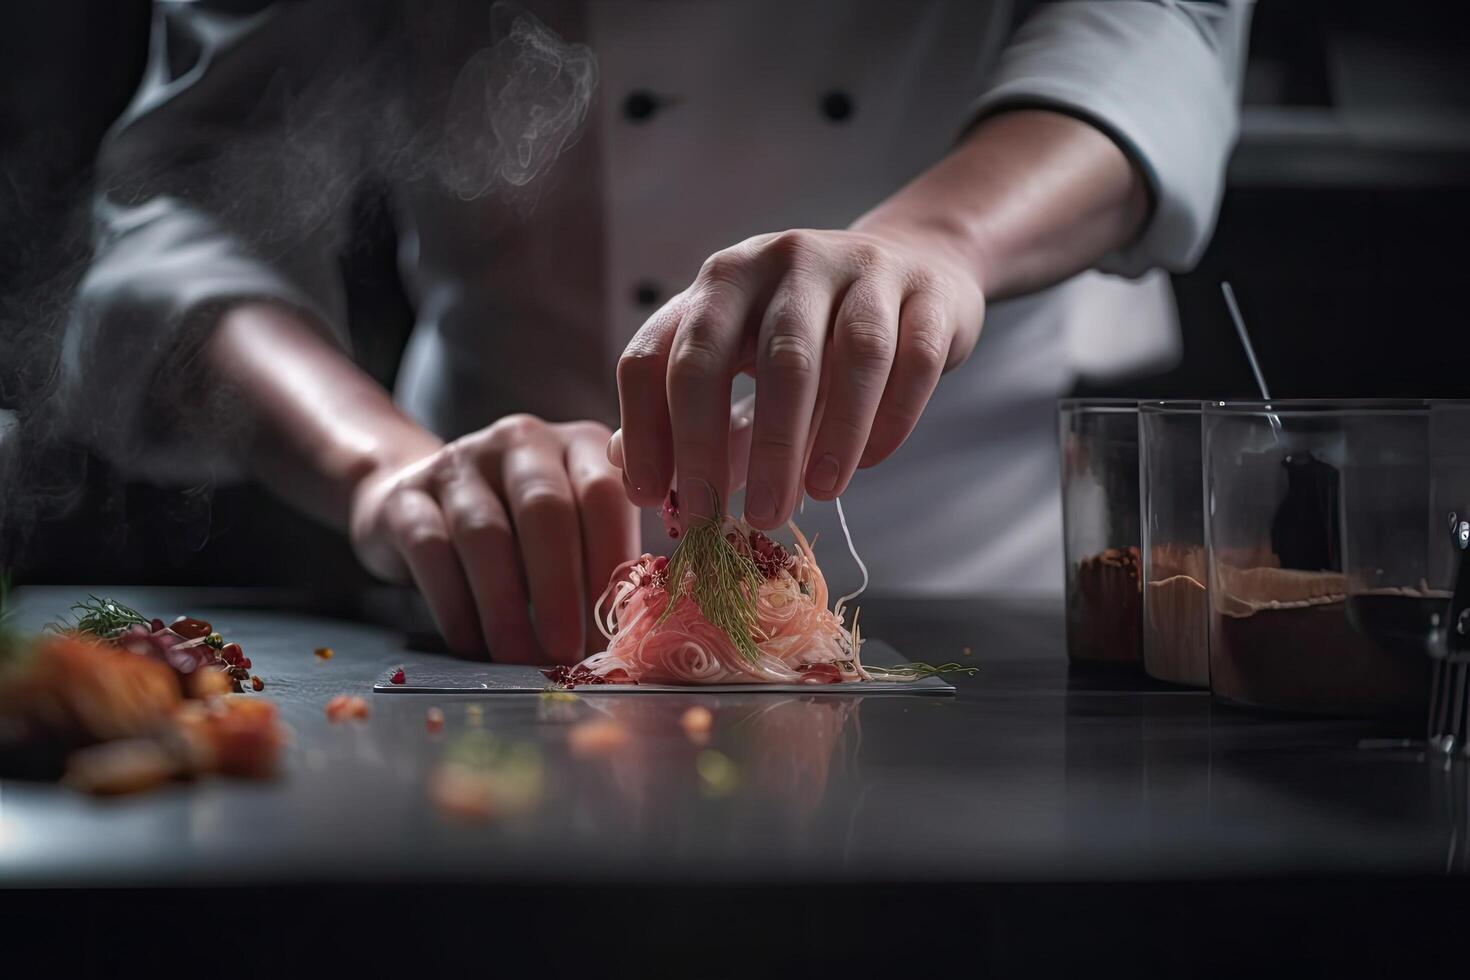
[612,227,984,530]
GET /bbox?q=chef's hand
[348,415,638,663]
[613,227,984,529]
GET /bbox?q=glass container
[1203,400,1433,717]
[1060,399,1142,666]
[1140,401,1208,687]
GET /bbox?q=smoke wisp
[0,1,599,573]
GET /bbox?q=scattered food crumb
[680,705,714,742]
[390,667,406,685]
[426,706,445,733]
[314,647,334,661]
[567,719,631,757]
[250,675,265,692]
[696,749,740,798]
[962,646,972,657]
[325,694,370,723]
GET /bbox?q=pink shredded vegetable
[571,521,867,686]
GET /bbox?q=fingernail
[809,454,841,494]
[679,476,717,523]
[745,481,776,525]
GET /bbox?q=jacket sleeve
[61,1,355,483]
[971,0,1253,276]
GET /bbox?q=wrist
[347,427,443,507]
[851,208,994,295]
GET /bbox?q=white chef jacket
[64,0,1251,597]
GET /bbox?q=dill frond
[658,513,764,664]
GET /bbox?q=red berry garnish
[390,667,406,685]
[171,616,212,640]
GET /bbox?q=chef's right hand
[347,415,638,664]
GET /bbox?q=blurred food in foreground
[0,592,286,792]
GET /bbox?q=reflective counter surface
[3,586,1465,889]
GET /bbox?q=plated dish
[545,494,968,688]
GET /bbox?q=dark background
[2,0,1468,589]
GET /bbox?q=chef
[64,0,1251,663]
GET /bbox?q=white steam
[0,1,600,569]
[441,8,597,199]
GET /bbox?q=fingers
[616,293,682,508]
[623,231,969,522]
[610,395,755,500]
[437,467,538,664]
[861,291,950,468]
[492,417,586,665]
[667,252,760,524]
[727,394,754,493]
[742,269,833,529]
[803,275,899,500]
[564,423,640,654]
[381,487,482,657]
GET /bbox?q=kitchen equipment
[371,639,956,695]
[1341,402,1470,752]
[1430,520,1470,755]
[1139,401,1208,687]
[1059,399,1142,666]
[1204,400,1433,716]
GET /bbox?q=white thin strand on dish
[832,496,867,623]
[593,558,643,641]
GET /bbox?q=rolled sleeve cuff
[970,2,1240,277]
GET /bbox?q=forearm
[853,109,1150,299]
[204,302,442,529]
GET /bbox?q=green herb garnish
[56,595,149,639]
[658,503,764,664]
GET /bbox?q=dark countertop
[2,586,1466,973]
[2,585,1462,886]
